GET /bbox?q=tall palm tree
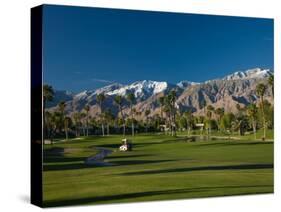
[163,105,171,135]
[145,109,150,133]
[64,116,71,141]
[168,90,177,136]
[58,101,67,140]
[247,104,258,140]
[256,83,267,140]
[215,107,224,131]
[158,96,165,123]
[206,105,214,136]
[184,110,193,136]
[84,105,90,136]
[73,112,81,137]
[43,84,54,139]
[114,95,125,136]
[201,99,207,115]
[80,112,86,136]
[44,111,53,142]
[126,93,136,136]
[268,75,274,98]
[96,93,106,136]
[49,111,62,142]
[104,109,114,136]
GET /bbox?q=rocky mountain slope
[47,68,273,118]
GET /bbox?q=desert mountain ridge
[46,68,273,118]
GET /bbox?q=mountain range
[46,68,273,118]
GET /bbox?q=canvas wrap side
[31,5,43,208]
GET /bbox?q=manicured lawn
[43,134,273,207]
[177,129,274,140]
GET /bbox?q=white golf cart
[119,138,133,151]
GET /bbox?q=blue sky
[43,5,273,93]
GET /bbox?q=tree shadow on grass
[43,147,88,164]
[110,159,175,166]
[43,159,175,171]
[43,184,272,207]
[120,163,273,176]
[43,147,65,157]
[195,141,273,148]
[43,161,89,171]
[107,154,153,159]
[44,156,87,163]
[92,144,120,149]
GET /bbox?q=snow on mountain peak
[223,68,272,80]
[75,90,94,100]
[106,80,168,98]
[177,81,199,89]
[94,83,123,95]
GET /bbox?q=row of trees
[43,75,273,141]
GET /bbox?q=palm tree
[206,105,214,136]
[44,111,53,142]
[80,112,86,136]
[215,107,224,131]
[104,109,114,136]
[145,109,150,133]
[114,95,125,136]
[48,111,62,142]
[158,96,165,123]
[58,101,67,140]
[167,90,177,136]
[43,84,54,139]
[268,75,274,98]
[89,118,98,135]
[256,83,267,140]
[201,99,207,115]
[64,116,71,141]
[247,104,258,140]
[73,112,81,137]
[84,105,90,136]
[184,110,193,136]
[163,105,171,135]
[96,93,106,136]
[126,93,136,136]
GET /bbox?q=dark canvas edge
[31,5,43,208]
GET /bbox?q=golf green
[43,134,273,207]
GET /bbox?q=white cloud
[90,78,114,83]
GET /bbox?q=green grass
[177,129,274,140]
[43,134,273,207]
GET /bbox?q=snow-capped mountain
[94,83,123,95]
[222,68,273,80]
[47,67,273,117]
[75,83,123,99]
[106,80,170,99]
[177,81,199,89]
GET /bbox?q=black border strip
[31,5,43,207]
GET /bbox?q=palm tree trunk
[102,123,105,136]
[65,126,68,141]
[173,112,177,137]
[253,119,257,140]
[107,123,109,136]
[86,118,89,136]
[43,99,48,140]
[169,114,172,136]
[146,118,148,133]
[130,105,134,136]
[261,97,266,140]
[120,107,125,136]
